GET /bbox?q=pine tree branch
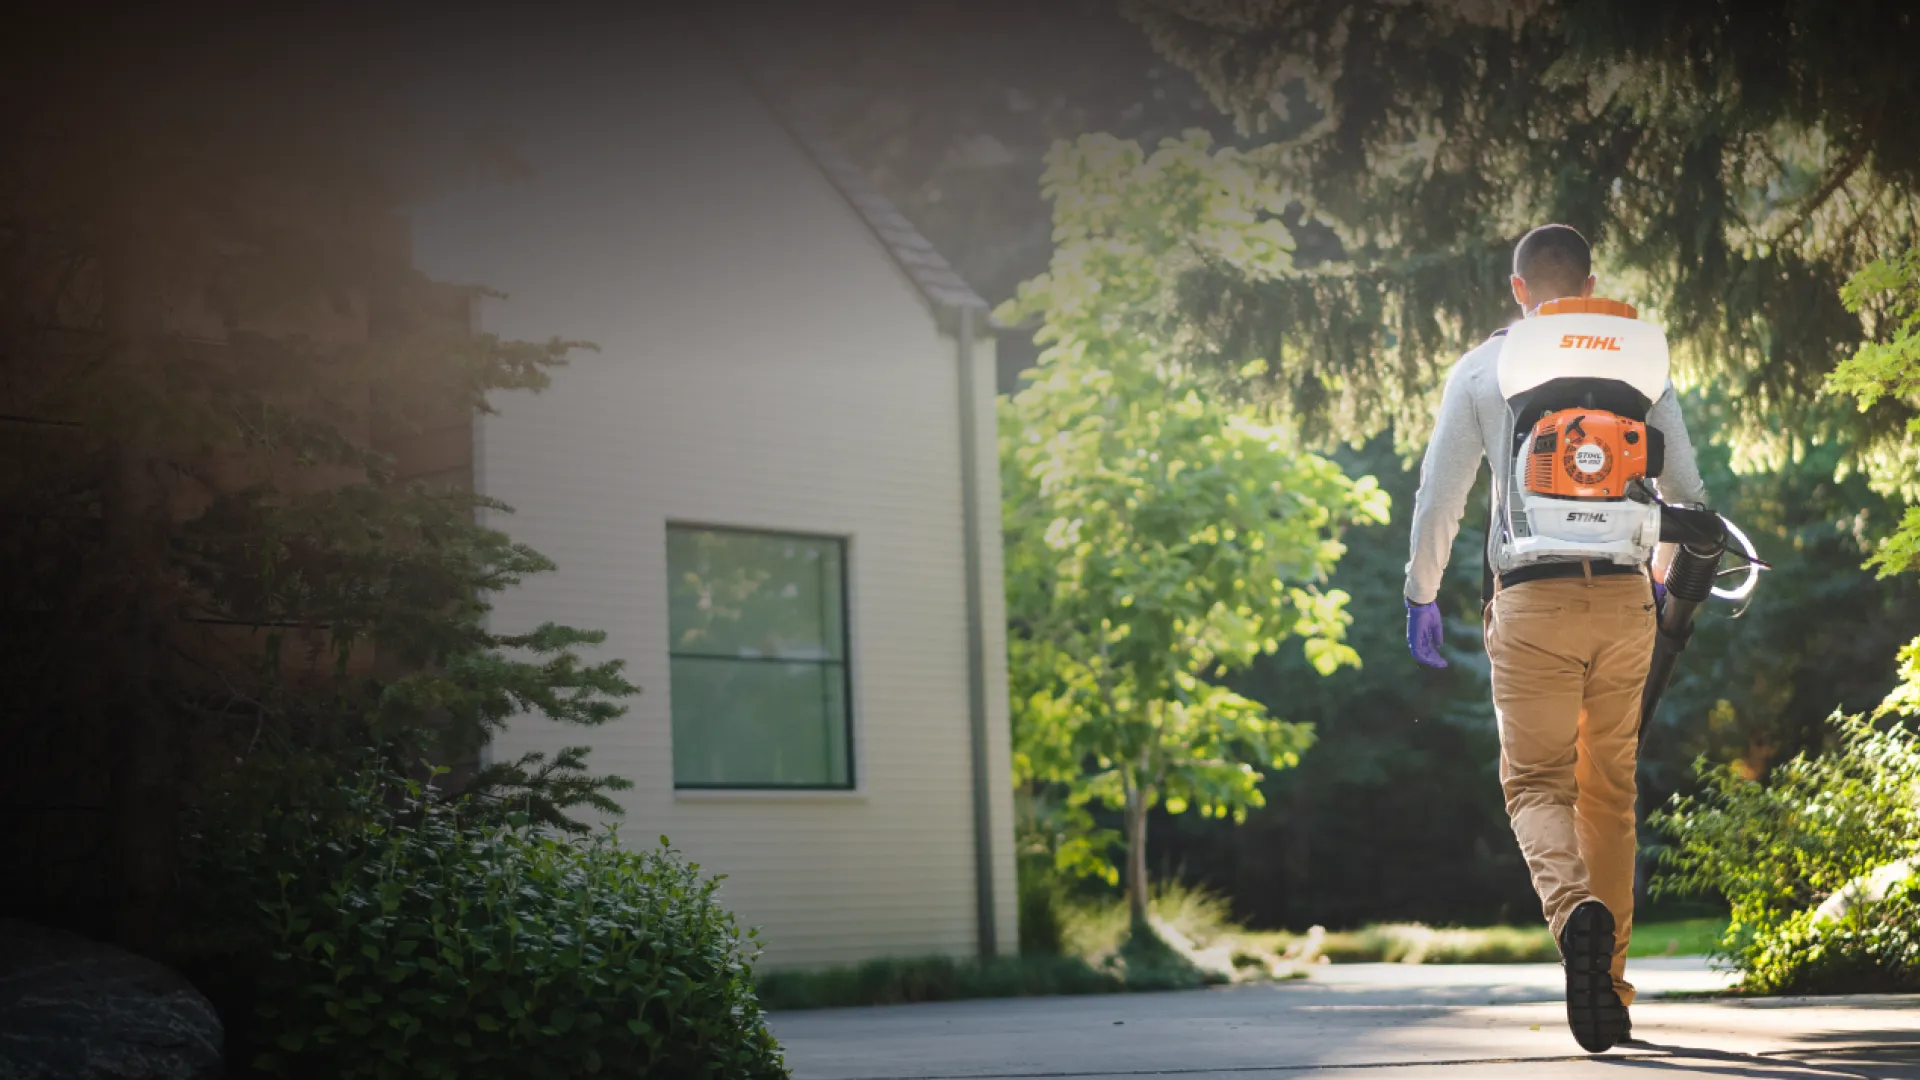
[1767,144,1872,247]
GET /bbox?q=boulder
[0,919,221,1080]
[1811,858,1917,926]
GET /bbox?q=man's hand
[1406,599,1448,669]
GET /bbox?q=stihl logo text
[1559,334,1623,351]
[1566,512,1608,523]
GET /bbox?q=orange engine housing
[1525,409,1649,499]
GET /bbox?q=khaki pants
[1483,574,1655,1006]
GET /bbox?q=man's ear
[1511,274,1530,309]
[1579,274,1597,298]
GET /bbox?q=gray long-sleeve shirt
[1403,328,1708,605]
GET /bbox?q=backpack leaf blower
[1487,295,1771,748]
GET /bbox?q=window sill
[674,788,867,804]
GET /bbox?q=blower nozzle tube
[1638,508,1730,751]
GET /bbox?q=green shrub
[1652,713,1920,993]
[755,954,1121,1010]
[182,764,787,1079]
[1738,880,1920,995]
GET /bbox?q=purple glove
[1653,581,1668,607]
[1406,599,1448,669]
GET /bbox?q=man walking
[1402,224,1707,1052]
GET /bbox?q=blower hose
[1662,540,1723,604]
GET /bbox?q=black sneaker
[1560,901,1628,1053]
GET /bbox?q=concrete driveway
[770,959,1920,1079]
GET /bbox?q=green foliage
[754,954,1123,1011]
[461,746,634,837]
[1651,713,1920,990]
[1001,133,1387,900]
[182,762,786,1079]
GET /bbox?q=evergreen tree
[1124,0,1920,461]
[0,9,634,951]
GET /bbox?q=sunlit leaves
[1828,251,1920,517]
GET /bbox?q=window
[666,526,853,789]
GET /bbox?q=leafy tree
[1001,132,1388,927]
[1123,0,1920,460]
[0,10,634,950]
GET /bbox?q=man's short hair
[1513,224,1592,300]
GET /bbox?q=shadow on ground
[770,961,1920,1080]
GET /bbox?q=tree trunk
[1125,784,1151,930]
[100,225,173,956]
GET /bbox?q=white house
[406,17,1018,968]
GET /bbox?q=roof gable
[717,41,995,329]
[787,127,992,317]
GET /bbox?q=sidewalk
[770,959,1920,1079]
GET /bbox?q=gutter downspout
[953,303,998,959]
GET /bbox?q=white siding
[409,17,1016,968]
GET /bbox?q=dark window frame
[665,522,856,791]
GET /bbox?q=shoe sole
[1563,902,1626,1053]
